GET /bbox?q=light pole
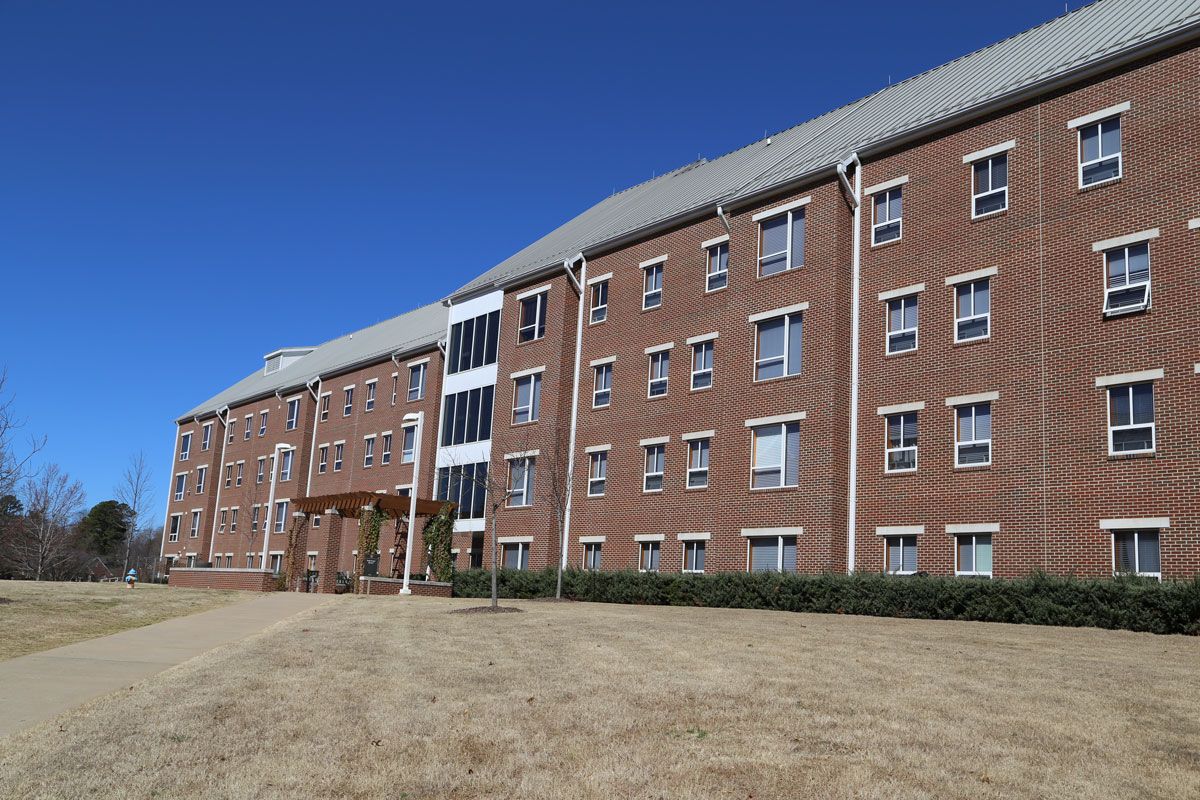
[261,442,294,571]
[400,411,424,595]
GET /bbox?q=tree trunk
[554,510,564,600]
[489,507,499,609]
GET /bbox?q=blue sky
[0,0,1078,511]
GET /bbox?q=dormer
[263,347,314,376]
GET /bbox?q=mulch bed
[0,597,13,605]
[450,605,524,615]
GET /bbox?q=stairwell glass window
[517,291,547,343]
[1108,382,1154,454]
[706,242,728,291]
[758,207,804,276]
[748,534,796,572]
[435,462,488,520]
[502,541,530,570]
[364,381,377,412]
[972,153,1008,217]
[751,422,800,489]
[643,263,663,309]
[687,439,710,488]
[754,312,802,381]
[440,386,495,446]
[259,411,268,437]
[381,433,392,465]
[643,445,665,492]
[956,534,992,577]
[639,541,661,572]
[179,432,192,461]
[1113,530,1160,578]
[173,473,186,501]
[590,279,608,323]
[512,373,542,425]
[885,536,917,574]
[886,295,918,354]
[201,422,212,451]
[683,540,705,573]
[286,398,299,431]
[279,450,293,481]
[1103,242,1150,315]
[1079,115,1121,187]
[342,388,354,417]
[408,363,426,401]
[588,452,607,496]
[583,542,602,571]
[363,436,375,468]
[333,443,344,472]
[648,351,669,398]
[885,412,918,472]
[507,457,534,507]
[955,403,992,467]
[955,278,990,341]
[273,501,288,534]
[691,341,713,390]
[593,363,612,408]
[401,426,416,463]
[448,310,500,374]
[318,446,328,474]
[872,187,902,245]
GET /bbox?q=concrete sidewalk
[0,591,332,738]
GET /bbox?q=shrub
[450,568,1200,635]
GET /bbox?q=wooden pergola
[291,491,451,520]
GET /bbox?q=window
[955,403,992,467]
[885,536,917,574]
[886,296,918,354]
[683,540,705,573]
[279,450,292,481]
[363,436,375,468]
[885,413,918,472]
[365,382,376,412]
[691,341,713,390]
[508,457,534,507]
[219,508,227,533]
[643,262,663,309]
[593,363,612,408]
[1113,530,1160,578]
[512,373,542,424]
[447,310,500,374]
[251,506,259,532]
[270,554,283,575]
[223,464,232,488]
[286,398,299,431]
[230,507,239,534]
[227,422,234,444]
[588,451,607,496]
[320,394,330,422]
[972,153,1008,217]
[435,462,489,520]
[311,516,321,529]
[639,541,661,572]
[1108,383,1154,454]
[872,187,902,245]
[502,541,530,570]
[1103,242,1150,315]
[189,511,201,538]
[647,350,669,397]
[256,457,266,484]
[225,555,233,568]
[583,542,602,571]
[590,279,608,323]
[954,278,990,342]
[192,465,206,495]
[174,473,186,501]
[168,514,180,542]
[706,242,728,291]
[343,388,354,417]
[243,415,252,441]
[401,426,415,463]
[259,411,268,437]
[381,433,392,465]
[235,462,243,487]
[643,445,665,492]
[749,534,797,572]
[1079,115,1121,187]
[758,206,805,276]
[246,554,254,569]
[273,501,288,534]
[407,363,426,401]
[956,534,992,577]
[517,291,548,342]
[318,446,328,474]
[754,312,802,380]
[687,439,710,488]
[751,422,800,489]
[391,374,399,406]
[440,386,495,446]
[333,443,344,472]
[179,432,192,461]
[201,422,212,451]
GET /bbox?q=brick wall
[168,568,277,592]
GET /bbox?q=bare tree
[538,427,572,600]
[439,455,515,609]
[1,464,86,580]
[0,369,46,496]
[115,451,155,575]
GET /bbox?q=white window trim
[875,525,924,536]
[1094,368,1163,387]
[744,411,806,427]
[863,175,909,196]
[954,531,994,577]
[1091,228,1159,253]
[685,331,719,345]
[507,456,535,508]
[634,533,665,542]
[592,363,612,409]
[516,289,548,341]
[700,234,729,249]
[740,526,803,537]
[748,420,801,490]
[686,438,709,489]
[876,401,925,416]
[638,254,668,268]
[751,307,805,382]
[945,266,997,287]
[1105,383,1156,456]
[642,260,664,310]
[748,302,809,323]
[970,152,1010,219]
[497,535,534,544]
[884,293,919,355]
[586,271,612,286]
[642,444,665,493]
[1099,517,1170,530]
[644,342,674,355]
[750,196,810,222]
[677,532,711,541]
[647,350,669,399]
[638,436,671,447]
[509,365,546,380]
[681,429,715,441]
[511,372,541,425]
[754,200,808,276]
[884,411,918,474]
[954,403,993,468]
[690,340,714,391]
[945,391,999,407]
[1073,106,1126,188]
[1109,528,1161,579]
[515,283,551,301]
[740,528,802,573]
[584,443,611,453]
[579,535,606,544]
[946,523,1000,534]
[878,283,925,303]
[1188,218,1200,230]
[590,355,616,366]
[962,140,1016,164]
[503,449,540,460]
[1066,101,1130,130]
[586,450,607,497]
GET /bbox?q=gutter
[560,253,586,571]
[837,153,862,574]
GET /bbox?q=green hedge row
[451,568,1200,635]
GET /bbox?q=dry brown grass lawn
[0,580,246,661]
[1,596,1197,799]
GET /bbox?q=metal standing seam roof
[448,0,1200,300]
[179,301,448,422]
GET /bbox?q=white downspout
[837,152,862,574]
[400,410,424,594]
[261,442,294,570]
[206,406,230,566]
[304,377,322,497]
[560,253,586,569]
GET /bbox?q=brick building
[162,0,1200,588]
